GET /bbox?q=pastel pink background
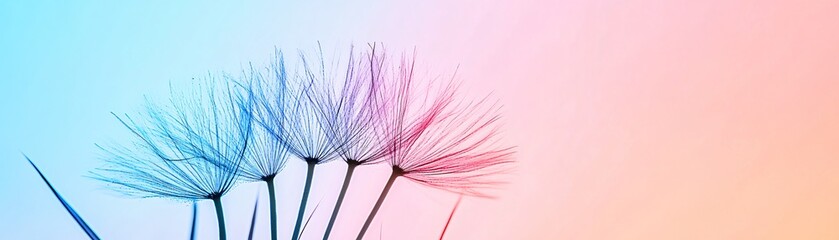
[360,0,839,239]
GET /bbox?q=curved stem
[356,168,400,240]
[266,177,278,240]
[212,197,227,240]
[292,160,317,240]
[323,161,359,240]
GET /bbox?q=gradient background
[2,0,839,239]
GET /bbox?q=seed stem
[212,197,227,240]
[190,202,198,240]
[292,160,317,240]
[323,161,359,240]
[266,176,278,240]
[356,167,401,240]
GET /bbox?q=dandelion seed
[314,44,396,240]
[356,54,514,239]
[236,52,291,240]
[92,77,252,240]
[247,45,341,240]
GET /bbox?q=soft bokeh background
[3,0,839,239]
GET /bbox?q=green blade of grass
[25,155,101,240]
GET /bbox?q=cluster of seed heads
[93,44,514,240]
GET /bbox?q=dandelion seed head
[93,77,251,200]
[246,47,344,164]
[380,54,515,197]
[235,55,291,182]
[306,44,396,165]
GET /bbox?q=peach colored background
[353,0,839,239]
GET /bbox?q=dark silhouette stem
[247,197,259,240]
[293,160,317,240]
[190,202,198,240]
[438,194,463,240]
[266,176,278,240]
[323,161,360,240]
[356,168,401,240]
[26,156,101,240]
[212,197,227,240]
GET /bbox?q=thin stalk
[26,156,101,240]
[438,194,463,240]
[212,197,227,240]
[323,161,360,240]
[190,202,199,240]
[266,176,278,240]
[247,197,259,240]
[292,160,318,240]
[356,167,401,240]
